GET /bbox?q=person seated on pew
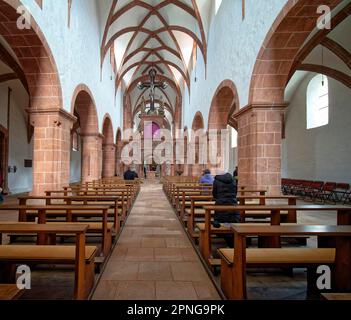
[199,169,214,185]
[212,172,240,247]
[124,166,139,181]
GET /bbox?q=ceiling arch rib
[101,0,208,94]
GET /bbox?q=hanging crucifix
[137,68,168,112]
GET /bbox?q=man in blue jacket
[199,169,214,184]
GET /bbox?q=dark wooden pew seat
[0,284,24,300]
[322,293,351,300]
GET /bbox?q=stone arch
[208,80,239,130]
[208,80,239,174]
[71,85,101,182]
[71,84,99,135]
[102,114,114,145]
[248,0,343,105]
[0,1,68,194]
[192,111,205,131]
[191,112,206,177]
[0,0,63,110]
[102,114,116,178]
[246,0,344,195]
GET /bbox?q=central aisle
[93,181,220,300]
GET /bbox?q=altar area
[146,171,157,179]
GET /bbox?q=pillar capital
[102,142,116,148]
[80,133,104,140]
[233,103,288,120]
[27,107,77,127]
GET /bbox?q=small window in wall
[215,0,223,15]
[307,74,329,130]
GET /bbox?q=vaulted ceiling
[101,0,212,116]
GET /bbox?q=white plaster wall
[282,75,351,183]
[183,0,287,129]
[0,81,32,194]
[20,0,122,135]
[70,136,82,183]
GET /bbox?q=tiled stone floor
[92,181,220,300]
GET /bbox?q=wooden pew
[0,223,96,300]
[62,186,136,211]
[61,186,135,212]
[18,195,123,232]
[0,285,23,300]
[45,191,128,221]
[179,189,269,224]
[219,225,351,300]
[0,205,111,257]
[321,293,351,300]
[188,195,297,241]
[199,205,351,264]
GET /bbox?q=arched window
[307,75,329,129]
[215,0,223,15]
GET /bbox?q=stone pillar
[81,133,103,183]
[102,143,116,178]
[115,141,123,176]
[236,104,286,195]
[29,109,76,195]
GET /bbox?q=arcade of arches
[0,0,350,302]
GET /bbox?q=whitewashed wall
[183,0,287,130]
[0,82,32,194]
[282,75,351,183]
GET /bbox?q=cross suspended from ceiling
[137,68,168,112]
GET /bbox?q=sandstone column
[29,109,76,195]
[80,133,103,183]
[102,143,116,178]
[236,104,286,195]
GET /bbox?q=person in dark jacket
[212,172,240,247]
[124,167,139,181]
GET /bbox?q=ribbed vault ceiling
[101,0,211,114]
